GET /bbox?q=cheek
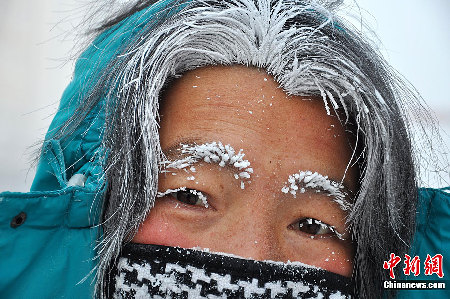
[313,244,354,277]
[132,204,196,248]
[284,232,354,277]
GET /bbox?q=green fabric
[0,139,104,299]
[396,187,450,298]
[0,191,102,298]
[0,2,182,298]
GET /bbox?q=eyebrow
[162,139,249,171]
[161,139,253,189]
[162,137,204,158]
[281,171,353,211]
[161,138,354,210]
[163,149,240,174]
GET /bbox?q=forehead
[159,65,358,191]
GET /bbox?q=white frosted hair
[53,0,447,298]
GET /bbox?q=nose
[207,203,284,262]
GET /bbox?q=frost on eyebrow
[281,171,352,211]
[160,141,253,189]
[156,187,209,208]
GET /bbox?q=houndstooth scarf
[108,243,353,298]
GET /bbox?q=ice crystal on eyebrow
[161,141,253,189]
[281,171,352,211]
[156,187,209,208]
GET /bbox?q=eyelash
[290,218,346,240]
[157,187,209,208]
[157,188,346,240]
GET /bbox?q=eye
[292,218,345,240]
[157,187,209,208]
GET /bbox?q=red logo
[403,254,421,276]
[383,253,444,279]
[383,253,401,279]
[424,254,444,278]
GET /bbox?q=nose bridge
[220,199,282,261]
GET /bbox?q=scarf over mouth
[108,243,354,298]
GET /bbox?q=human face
[133,65,358,277]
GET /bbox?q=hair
[49,0,442,298]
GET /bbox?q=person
[0,0,448,298]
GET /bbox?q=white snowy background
[0,0,449,192]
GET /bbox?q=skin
[133,65,358,277]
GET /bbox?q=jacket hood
[30,0,184,193]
